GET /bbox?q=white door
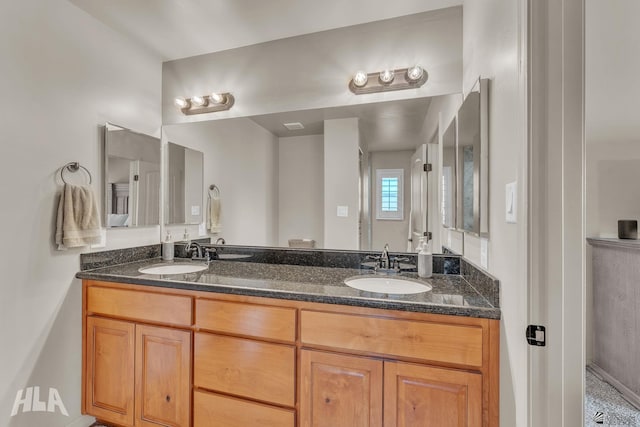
[410,145,427,252]
[129,160,161,226]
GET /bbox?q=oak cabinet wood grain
[300,350,383,427]
[384,361,483,427]
[135,325,191,427]
[85,316,135,426]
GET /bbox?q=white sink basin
[344,276,432,294]
[139,263,208,275]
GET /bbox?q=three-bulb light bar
[349,65,427,94]
[173,92,235,115]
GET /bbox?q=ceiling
[249,96,434,151]
[69,0,462,61]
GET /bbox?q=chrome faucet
[380,243,390,269]
[364,244,414,273]
[185,241,217,262]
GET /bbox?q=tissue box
[618,220,637,239]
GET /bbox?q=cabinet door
[85,316,135,426]
[384,361,482,427]
[300,350,383,427]
[135,324,191,427]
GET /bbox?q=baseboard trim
[589,363,640,410]
[65,415,95,427]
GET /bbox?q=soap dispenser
[417,237,432,278]
[162,231,174,261]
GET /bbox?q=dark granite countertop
[76,258,500,319]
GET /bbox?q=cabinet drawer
[194,332,295,407]
[194,390,295,427]
[87,286,192,327]
[300,310,483,368]
[195,299,296,342]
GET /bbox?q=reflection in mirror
[441,117,456,229]
[456,78,488,236]
[161,95,460,253]
[104,123,160,228]
[165,142,204,225]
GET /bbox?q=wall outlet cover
[191,205,201,216]
[337,205,348,217]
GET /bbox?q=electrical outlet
[337,206,348,217]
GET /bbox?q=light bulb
[406,65,424,82]
[191,95,206,107]
[379,69,395,84]
[210,93,226,104]
[352,71,368,88]
[174,97,189,109]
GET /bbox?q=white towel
[207,193,222,233]
[55,184,102,249]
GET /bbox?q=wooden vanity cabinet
[83,282,193,427]
[82,279,499,427]
[193,299,297,426]
[299,310,488,427]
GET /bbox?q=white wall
[324,118,360,249]
[162,119,279,246]
[278,135,324,248]
[370,150,413,252]
[0,1,162,426]
[162,8,463,124]
[462,0,528,426]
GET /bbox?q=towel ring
[60,162,92,185]
[208,184,220,198]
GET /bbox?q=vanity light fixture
[174,92,235,115]
[174,97,189,109]
[191,95,206,107]
[406,65,425,82]
[349,65,428,95]
[379,69,395,84]
[352,71,368,88]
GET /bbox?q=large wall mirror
[165,142,204,225]
[104,123,161,228]
[162,95,454,253]
[456,78,489,236]
[441,117,457,229]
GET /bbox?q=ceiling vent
[283,122,305,131]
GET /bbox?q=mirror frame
[455,78,489,237]
[441,116,457,230]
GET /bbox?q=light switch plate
[191,205,201,216]
[506,181,517,224]
[337,206,348,217]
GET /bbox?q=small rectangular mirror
[165,142,204,225]
[456,78,489,236]
[441,117,457,229]
[104,123,161,228]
